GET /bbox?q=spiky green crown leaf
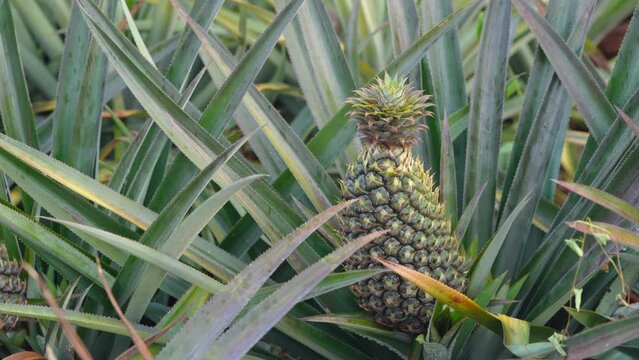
[347,74,433,148]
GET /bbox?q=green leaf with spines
[512,0,616,142]
[0,0,39,149]
[52,0,115,176]
[44,218,225,295]
[158,200,358,360]
[114,130,260,322]
[463,0,511,249]
[198,231,384,360]
[0,303,156,340]
[76,0,334,275]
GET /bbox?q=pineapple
[340,75,466,334]
[0,244,25,331]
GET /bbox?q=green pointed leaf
[468,193,534,297]
[463,0,511,248]
[379,258,555,343]
[252,269,384,305]
[175,0,338,213]
[456,182,486,247]
[567,221,639,250]
[52,1,114,175]
[108,0,225,203]
[512,0,616,141]
[564,307,613,328]
[303,313,411,357]
[116,132,260,321]
[440,116,457,224]
[606,5,639,107]
[118,0,153,65]
[563,315,639,359]
[500,0,591,223]
[157,200,357,360]
[76,0,330,274]
[47,218,224,295]
[279,0,355,127]
[0,200,112,288]
[555,180,639,224]
[126,174,265,325]
[0,132,153,228]
[0,303,156,339]
[202,230,384,360]
[0,0,39,148]
[0,132,243,283]
[186,0,304,136]
[421,0,467,117]
[495,0,595,277]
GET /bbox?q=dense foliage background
[0,0,638,359]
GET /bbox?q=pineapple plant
[0,244,25,331]
[340,75,466,334]
[0,0,636,359]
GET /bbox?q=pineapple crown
[346,73,433,148]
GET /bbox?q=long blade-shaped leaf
[0,132,154,229]
[108,0,224,201]
[204,230,384,360]
[279,0,355,127]
[499,0,592,223]
[555,180,639,223]
[456,182,486,247]
[251,269,383,306]
[563,315,639,359]
[48,219,224,295]
[0,303,155,339]
[421,0,467,116]
[303,313,412,357]
[0,200,112,288]
[440,116,457,224]
[158,200,357,360]
[116,133,259,321]
[468,193,533,297]
[182,0,304,136]
[52,1,114,175]
[379,258,501,334]
[463,0,511,248]
[127,175,265,317]
[567,221,639,250]
[606,5,639,107]
[167,0,337,214]
[419,0,467,173]
[379,259,555,343]
[0,0,39,148]
[512,0,616,141]
[76,0,330,273]
[146,0,302,209]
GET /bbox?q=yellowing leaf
[497,314,530,346]
[377,258,502,334]
[568,221,639,250]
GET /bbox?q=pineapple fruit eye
[341,75,466,335]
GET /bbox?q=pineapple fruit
[0,244,25,331]
[340,75,466,334]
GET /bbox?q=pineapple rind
[0,244,25,330]
[341,139,466,334]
